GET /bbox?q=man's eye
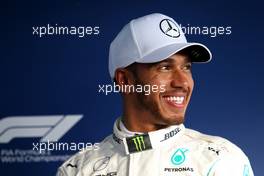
[183,63,192,71]
[159,65,171,71]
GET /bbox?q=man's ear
[114,68,135,86]
[115,68,128,86]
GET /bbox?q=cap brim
[136,43,212,64]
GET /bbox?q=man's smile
[161,90,189,110]
[162,96,185,108]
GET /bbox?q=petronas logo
[132,136,145,151]
[171,148,189,165]
[243,165,250,176]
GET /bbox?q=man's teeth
[165,96,184,104]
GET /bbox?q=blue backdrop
[1,0,263,175]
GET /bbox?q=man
[57,13,254,176]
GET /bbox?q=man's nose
[170,70,188,89]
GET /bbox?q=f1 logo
[0,115,83,143]
[159,19,180,38]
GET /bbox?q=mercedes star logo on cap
[159,19,180,38]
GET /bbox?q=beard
[132,77,185,126]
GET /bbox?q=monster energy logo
[132,136,145,151]
[126,134,152,153]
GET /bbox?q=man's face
[129,53,194,126]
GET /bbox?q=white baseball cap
[109,13,212,78]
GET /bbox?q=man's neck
[122,111,168,133]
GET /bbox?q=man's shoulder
[56,134,114,176]
[185,128,231,144]
[184,128,253,175]
[184,128,247,158]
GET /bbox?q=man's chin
[160,114,185,125]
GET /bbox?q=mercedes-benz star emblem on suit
[159,19,180,38]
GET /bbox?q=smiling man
[57,13,254,176]
[119,52,194,132]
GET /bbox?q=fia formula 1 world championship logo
[0,115,83,143]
